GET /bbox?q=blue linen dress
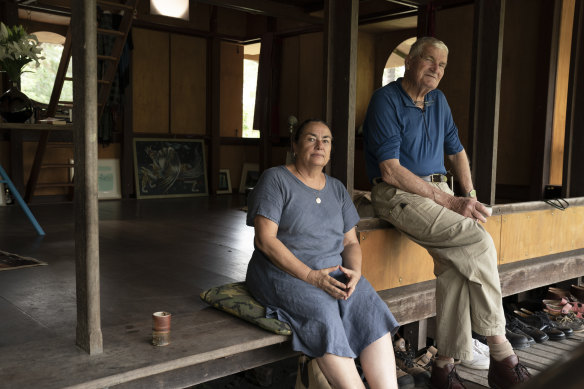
[246,166,399,358]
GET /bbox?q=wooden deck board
[0,309,291,389]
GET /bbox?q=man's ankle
[434,355,455,368]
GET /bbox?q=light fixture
[150,0,189,21]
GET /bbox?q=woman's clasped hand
[306,265,361,300]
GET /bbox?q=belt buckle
[431,174,446,183]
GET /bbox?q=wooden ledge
[0,123,73,131]
[378,249,584,325]
[0,308,294,389]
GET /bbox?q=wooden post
[324,0,358,195]
[208,7,220,194]
[529,1,561,201]
[469,0,505,205]
[71,0,103,355]
[254,32,276,172]
[563,0,584,197]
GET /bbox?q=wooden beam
[324,0,358,195]
[207,7,220,195]
[563,0,584,197]
[194,0,323,25]
[469,0,505,205]
[256,32,275,172]
[378,249,584,325]
[529,0,562,201]
[71,0,103,355]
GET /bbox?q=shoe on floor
[429,361,466,389]
[570,284,584,302]
[512,310,566,341]
[461,339,490,370]
[520,308,574,337]
[487,354,531,389]
[506,313,549,343]
[393,337,431,387]
[505,328,530,350]
[396,366,415,389]
[414,345,438,371]
[552,311,584,332]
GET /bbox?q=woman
[246,119,399,389]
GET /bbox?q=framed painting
[98,159,121,200]
[239,163,260,194]
[217,169,232,194]
[133,138,208,199]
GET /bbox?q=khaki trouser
[371,181,506,360]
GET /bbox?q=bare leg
[359,333,398,389]
[315,354,365,389]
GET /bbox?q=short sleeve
[440,93,463,155]
[333,179,360,233]
[246,168,285,227]
[364,87,402,163]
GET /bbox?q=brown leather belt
[419,174,448,183]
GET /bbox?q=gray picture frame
[133,138,208,199]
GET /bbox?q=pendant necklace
[295,166,323,204]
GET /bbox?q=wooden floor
[0,196,583,388]
[456,332,584,388]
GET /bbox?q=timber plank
[376,249,584,325]
[0,309,289,389]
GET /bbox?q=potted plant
[0,22,44,123]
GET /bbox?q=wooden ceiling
[14,0,424,25]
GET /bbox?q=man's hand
[447,196,490,223]
[306,265,350,300]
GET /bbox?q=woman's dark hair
[292,119,330,144]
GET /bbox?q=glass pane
[21,42,72,105]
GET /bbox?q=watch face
[468,189,476,198]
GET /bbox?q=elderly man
[363,37,531,389]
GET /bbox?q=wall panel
[298,33,324,121]
[279,36,300,137]
[220,42,243,137]
[171,34,207,135]
[132,28,169,134]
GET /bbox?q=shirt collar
[395,78,436,108]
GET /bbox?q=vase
[0,83,34,123]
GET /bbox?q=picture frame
[133,138,208,199]
[217,169,232,194]
[98,159,121,200]
[239,163,260,194]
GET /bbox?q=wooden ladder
[24,0,138,203]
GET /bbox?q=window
[242,43,260,138]
[21,31,72,105]
[382,37,416,86]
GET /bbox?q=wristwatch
[465,189,477,198]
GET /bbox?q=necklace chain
[294,165,322,204]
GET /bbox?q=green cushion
[200,281,292,336]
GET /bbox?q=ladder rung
[64,77,110,85]
[97,28,125,37]
[97,55,118,61]
[41,164,74,169]
[36,182,75,188]
[96,0,134,11]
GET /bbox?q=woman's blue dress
[246,166,399,358]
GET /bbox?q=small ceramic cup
[152,311,171,346]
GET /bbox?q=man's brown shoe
[487,355,532,389]
[429,361,465,389]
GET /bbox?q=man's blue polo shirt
[363,78,463,182]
